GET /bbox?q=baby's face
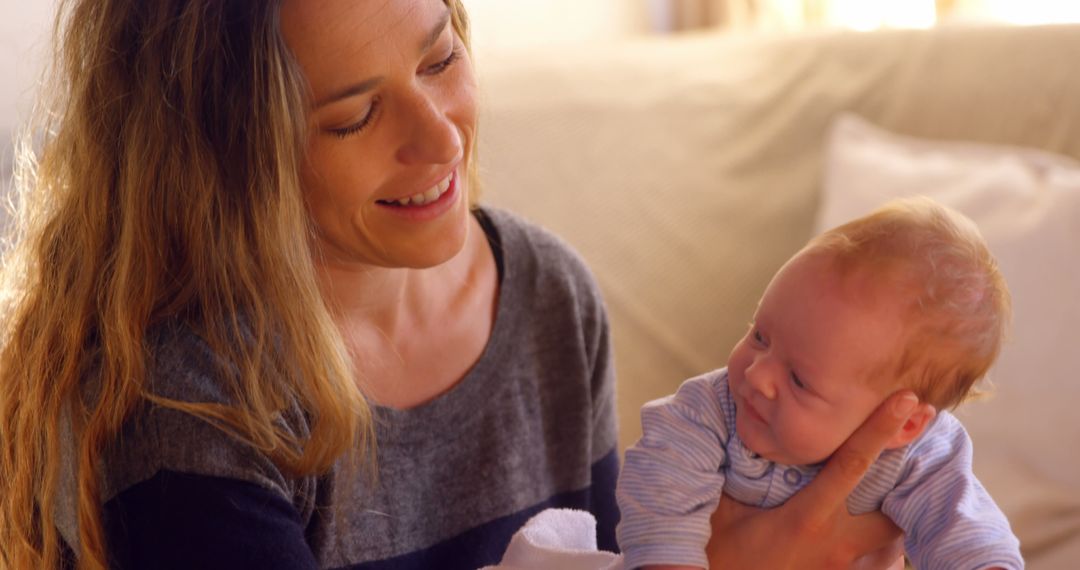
[727,251,906,465]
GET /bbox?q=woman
[0,0,910,568]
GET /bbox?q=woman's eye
[424,46,460,76]
[791,373,805,390]
[330,99,380,139]
[328,46,458,140]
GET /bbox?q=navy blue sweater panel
[99,449,619,569]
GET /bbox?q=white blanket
[479,509,623,570]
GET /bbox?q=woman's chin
[356,197,473,269]
[403,214,472,269]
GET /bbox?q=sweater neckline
[369,207,515,441]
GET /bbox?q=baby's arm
[616,372,731,570]
[883,412,1023,570]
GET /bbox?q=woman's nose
[395,90,463,166]
[745,358,778,400]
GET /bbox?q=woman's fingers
[850,514,906,570]
[711,493,756,527]
[790,391,918,521]
[708,493,903,569]
[846,509,904,557]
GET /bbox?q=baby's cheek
[782,421,846,465]
[727,342,750,375]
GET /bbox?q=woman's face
[281,0,477,269]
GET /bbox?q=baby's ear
[884,403,937,449]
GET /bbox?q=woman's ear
[884,403,937,449]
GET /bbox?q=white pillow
[818,114,1080,566]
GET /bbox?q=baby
[616,197,1023,570]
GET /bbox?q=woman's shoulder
[142,319,236,403]
[54,321,312,553]
[98,320,306,501]
[477,206,603,301]
[143,320,304,413]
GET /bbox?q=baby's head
[727,197,1010,465]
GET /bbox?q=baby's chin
[739,430,832,466]
[760,449,828,467]
[766,443,835,466]
[735,425,781,463]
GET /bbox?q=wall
[465,0,649,53]
[1,1,55,198]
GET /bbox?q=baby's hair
[805,197,1011,409]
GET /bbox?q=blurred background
[2,1,1078,568]
[5,0,1080,139]
[463,0,1080,49]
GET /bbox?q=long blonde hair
[0,0,473,567]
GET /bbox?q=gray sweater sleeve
[55,322,314,554]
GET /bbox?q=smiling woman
[1,0,934,569]
[283,0,479,271]
[0,0,618,569]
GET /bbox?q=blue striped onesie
[616,368,1022,570]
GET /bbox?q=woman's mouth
[377,171,454,208]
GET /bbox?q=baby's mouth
[738,398,767,425]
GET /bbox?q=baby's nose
[746,360,779,400]
[757,379,777,400]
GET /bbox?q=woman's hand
[705,391,918,569]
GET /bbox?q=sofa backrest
[476,23,1080,450]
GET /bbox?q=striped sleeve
[616,372,730,569]
[882,413,1024,570]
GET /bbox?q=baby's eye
[752,329,766,345]
[791,372,805,390]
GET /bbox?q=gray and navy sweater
[57,207,620,569]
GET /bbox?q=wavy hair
[0,1,473,567]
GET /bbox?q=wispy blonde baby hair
[805,196,1011,410]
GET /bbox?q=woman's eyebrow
[316,77,383,109]
[314,8,451,110]
[420,8,451,53]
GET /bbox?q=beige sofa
[477,24,1080,568]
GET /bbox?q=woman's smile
[374,168,461,222]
